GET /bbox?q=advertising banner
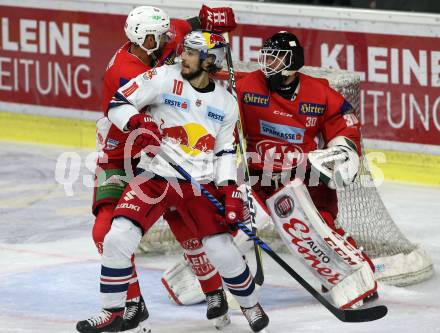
[229,25,440,147]
[0,6,125,111]
[0,2,439,147]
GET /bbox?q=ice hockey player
[235,31,378,309]
[90,5,236,332]
[77,30,269,333]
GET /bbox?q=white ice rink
[1,142,439,333]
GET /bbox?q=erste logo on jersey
[255,140,305,169]
[105,138,119,150]
[299,102,326,116]
[163,93,190,113]
[259,120,305,143]
[206,106,225,123]
[242,92,269,107]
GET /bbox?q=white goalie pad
[233,184,273,253]
[265,178,376,309]
[161,256,205,306]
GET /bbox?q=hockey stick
[222,40,265,287]
[159,150,388,323]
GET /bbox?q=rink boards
[0,0,439,185]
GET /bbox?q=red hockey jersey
[99,19,191,160]
[236,70,361,171]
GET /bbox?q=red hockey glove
[216,184,244,228]
[127,114,162,156]
[199,5,237,34]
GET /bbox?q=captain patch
[299,102,326,116]
[259,120,305,143]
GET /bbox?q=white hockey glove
[308,136,360,189]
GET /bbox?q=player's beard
[181,63,204,81]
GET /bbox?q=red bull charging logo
[203,32,225,49]
[162,122,215,156]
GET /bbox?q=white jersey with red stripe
[109,63,238,185]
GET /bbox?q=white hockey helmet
[124,6,170,54]
[183,30,227,71]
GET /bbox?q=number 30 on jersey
[343,113,359,127]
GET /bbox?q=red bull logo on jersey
[299,102,326,116]
[162,122,215,156]
[163,93,190,112]
[242,92,269,107]
[259,120,305,144]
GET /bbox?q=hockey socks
[223,265,257,308]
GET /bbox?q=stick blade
[338,305,388,323]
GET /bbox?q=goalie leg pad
[165,209,223,298]
[266,179,376,309]
[161,257,206,305]
[329,263,377,309]
[234,184,273,253]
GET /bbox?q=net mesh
[139,62,434,286]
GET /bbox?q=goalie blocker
[266,178,377,309]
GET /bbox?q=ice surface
[0,142,439,333]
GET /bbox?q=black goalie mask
[258,31,304,91]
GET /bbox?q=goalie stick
[223,40,265,287]
[159,150,388,323]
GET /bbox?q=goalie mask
[258,31,304,91]
[124,6,171,55]
[183,30,227,73]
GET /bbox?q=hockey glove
[199,5,237,34]
[308,136,360,190]
[127,114,162,156]
[216,184,244,229]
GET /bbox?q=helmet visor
[258,48,292,77]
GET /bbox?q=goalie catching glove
[308,136,360,189]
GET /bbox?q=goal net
[139,62,434,287]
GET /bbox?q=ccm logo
[274,110,292,118]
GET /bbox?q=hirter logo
[274,195,294,218]
[299,102,326,116]
[122,82,139,97]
